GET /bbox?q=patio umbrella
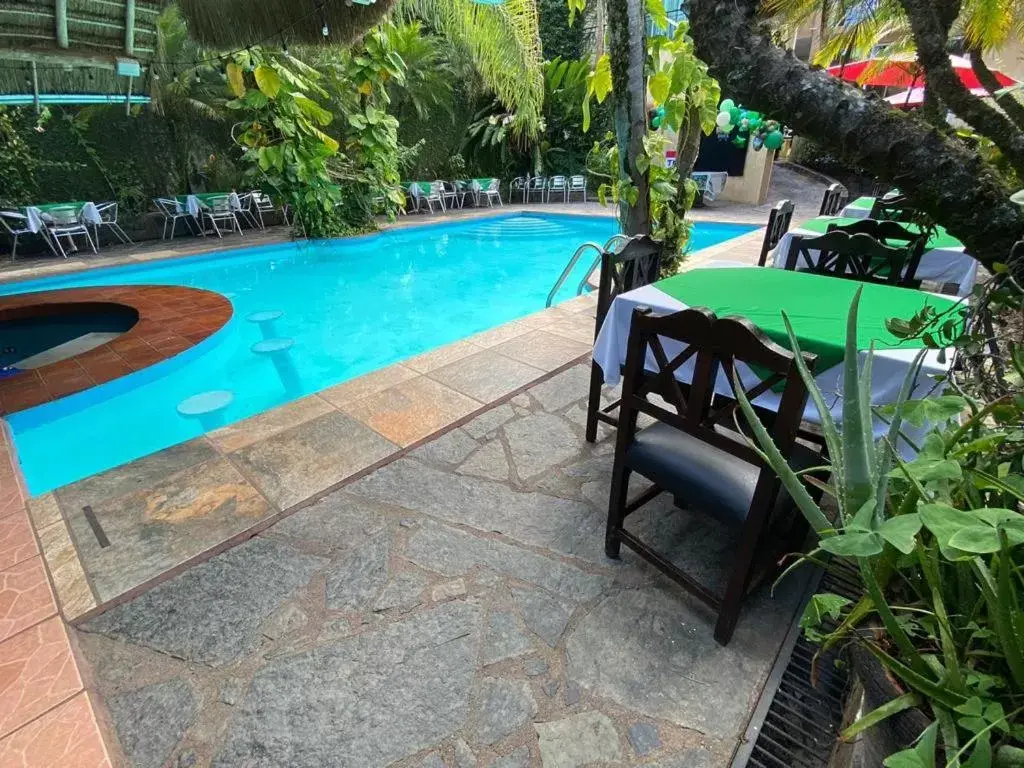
[826,54,1017,90]
[885,85,990,109]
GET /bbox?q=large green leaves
[254,64,282,99]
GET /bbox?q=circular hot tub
[1,302,139,370]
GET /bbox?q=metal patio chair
[45,206,97,257]
[421,182,446,213]
[155,197,198,239]
[604,306,819,644]
[442,181,464,210]
[526,176,547,203]
[757,199,794,266]
[1,210,49,261]
[201,195,243,238]
[546,175,568,203]
[568,175,587,202]
[94,201,134,245]
[479,178,502,207]
[509,176,528,204]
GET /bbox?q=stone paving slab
[75,362,806,768]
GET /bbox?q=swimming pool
[2,213,756,495]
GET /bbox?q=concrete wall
[718,142,776,205]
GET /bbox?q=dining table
[773,214,979,297]
[22,201,101,233]
[593,265,960,450]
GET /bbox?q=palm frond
[396,0,544,138]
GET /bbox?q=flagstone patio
[74,361,808,768]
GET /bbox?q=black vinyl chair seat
[626,422,820,526]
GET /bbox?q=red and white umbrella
[885,85,990,108]
[826,54,1016,90]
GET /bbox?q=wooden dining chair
[869,194,917,222]
[818,183,849,216]
[585,235,663,443]
[605,306,819,644]
[825,218,925,286]
[784,230,919,288]
[757,199,795,266]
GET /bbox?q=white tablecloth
[773,225,979,297]
[25,202,101,233]
[592,275,952,448]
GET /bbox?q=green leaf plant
[733,288,1024,767]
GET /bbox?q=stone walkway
[75,362,806,768]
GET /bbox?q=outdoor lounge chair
[784,229,920,288]
[1,210,49,261]
[155,197,198,240]
[201,195,243,238]
[756,199,794,266]
[546,175,568,203]
[604,305,819,644]
[94,201,134,245]
[568,175,587,202]
[44,207,97,257]
[818,182,848,216]
[585,235,663,443]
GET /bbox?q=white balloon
[715,111,731,128]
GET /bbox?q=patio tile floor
[74,360,807,768]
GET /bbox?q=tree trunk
[687,0,1024,268]
[896,0,1024,180]
[673,105,702,215]
[969,46,1024,129]
[606,0,650,234]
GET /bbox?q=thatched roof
[177,0,395,48]
[0,0,165,96]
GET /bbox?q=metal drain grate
[732,562,861,768]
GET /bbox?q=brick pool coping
[0,285,233,415]
[0,211,768,767]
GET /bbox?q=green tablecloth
[846,196,874,211]
[798,215,963,251]
[34,201,90,213]
[655,267,958,372]
[175,193,228,208]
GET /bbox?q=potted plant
[735,289,1024,767]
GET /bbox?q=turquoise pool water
[2,213,756,495]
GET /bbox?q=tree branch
[969,46,1024,130]
[896,0,1024,179]
[687,0,1024,267]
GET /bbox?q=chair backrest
[486,178,499,192]
[818,183,849,216]
[869,194,917,222]
[549,175,567,188]
[757,199,794,266]
[47,207,79,226]
[529,177,546,190]
[826,219,926,284]
[0,210,28,235]
[593,235,663,336]
[784,230,916,287]
[252,190,274,209]
[510,176,527,189]
[569,175,586,189]
[616,307,815,473]
[155,198,181,216]
[96,201,117,222]
[207,195,233,213]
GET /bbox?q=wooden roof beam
[125,0,135,54]
[55,0,69,48]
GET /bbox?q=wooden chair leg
[713,507,773,645]
[585,360,605,443]
[605,465,632,559]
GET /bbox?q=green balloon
[764,130,784,150]
[748,117,761,130]
[720,98,735,112]
[728,106,742,124]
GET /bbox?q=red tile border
[0,285,233,415]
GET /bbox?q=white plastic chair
[546,175,568,202]
[568,175,587,202]
[45,207,97,257]
[94,201,134,245]
[201,195,243,238]
[155,198,198,239]
[480,178,502,207]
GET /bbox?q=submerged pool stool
[251,337,300,395]
[176,390,234,431]
[246,310,284,339]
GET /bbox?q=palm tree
[383,22,462,121]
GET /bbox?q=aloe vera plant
[734,287,1024,767]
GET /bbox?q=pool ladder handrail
[545,234,632,308]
